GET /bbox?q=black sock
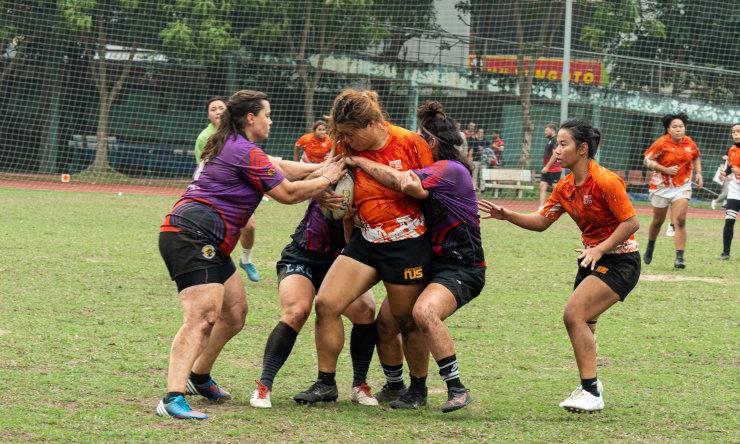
[670,223,675,229]
[723,218,735,255]
[646,239,656,252]
[318,371,336,386]
[437,354,465,391]
[189,372,211,385]
[381,363,405,390]
[581,377,599,397]
[165,392,185,402]
[259,321,298,391]
[350,323,378,387]
[409,375,427,394]
[676,249,684,260]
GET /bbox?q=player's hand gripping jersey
[347,124,434,243]
[161,132,285,255]
[644,134,700,190]
[539,160,638,254]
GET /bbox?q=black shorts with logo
[341,230,432,285]
[541,171,562,186]
[574,252,641,301]
[429,260,486,309]
[159,230,236,292]
[276,241,336,291]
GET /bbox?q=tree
[58,0,234,173]
[232,0,389,130]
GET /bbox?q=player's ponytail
[560,118,602,159]
[416,101,472,175]
[201,89,269,162]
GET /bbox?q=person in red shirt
[718,123,740,260]
[294,120,334,163]
[293,89,435,408]
[643,112,703,268]
[478,118,640,413]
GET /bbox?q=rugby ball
[320,170,354,220]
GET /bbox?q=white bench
[482,168,534,198]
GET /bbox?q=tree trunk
[304,80,316,130]
[91,96,111,172]
[518,74,534,168]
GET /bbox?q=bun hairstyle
[327,89,386,141]
[201,89,269,162]
[416,101,472,174]
[661,112,689,132]
[559,118,602,159]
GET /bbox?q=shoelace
[255,380,269,398]
[172,396,191,411]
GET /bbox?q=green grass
[0,188,737,442]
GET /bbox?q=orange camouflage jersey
[295,133,334,163]
[346,124,434,243]
[644,134,700,190]
[727,146,740,180]
[539,160,638,254]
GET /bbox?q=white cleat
[249,380,272,408]
[665,224,675,237]
[559,381,604,413]
[710,199,718,210]
[350,383,379,406]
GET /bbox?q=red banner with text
[468,55,604,86]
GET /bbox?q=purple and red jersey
[290,200,346,257]
[161,131,285,255]
[412,160,486,267]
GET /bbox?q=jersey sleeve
[194,130,209,163]
[691,140,701,159]
[295,134,310,148]
[241,148,285,193]
[643,138,663,160]
[538,185,565,221]
[409,133,434,168]
[413,161,450,191]
[600,175,636,222]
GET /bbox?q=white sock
[241,248,253,264]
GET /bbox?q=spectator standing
[467,128,489,193]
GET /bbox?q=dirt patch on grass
[641,274,732,284]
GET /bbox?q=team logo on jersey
[266,167,276,176]
[684,146,692,153]
[583,195,592,205]
[201,245,216,259]
[388,159,403,170]
[403,266,423,280]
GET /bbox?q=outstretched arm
[477,199,554,232]
[346,156,405,191]
[269,156,323,181]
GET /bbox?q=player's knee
[412,303,436,332]
[282,304,311,330]
[394,314,417,334]
[376,311,400,338]
[186,309,220,334]
[314,295,341,319]
[562,306,583,330]
[674,216,686,228]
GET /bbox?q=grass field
[1,187,737,442]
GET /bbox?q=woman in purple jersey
[156,89,346,420]
[346,101,485,413]
[249,201,378,408]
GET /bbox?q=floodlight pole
[560,0,573,124]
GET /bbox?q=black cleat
[441,388,473,413]
[389,387,427,409]
[674,257,685,269]
[293,381,339,405]
[374,384,407,404]
[718,253,730,260]
[643,248,653,264]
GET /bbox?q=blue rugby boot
[155,394,207,420]
[186,378,232,403]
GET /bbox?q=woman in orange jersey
[718,123,740,260]
[478,118,641,413]
[294,120,334,163]
[293,89,435,407]
[642,112,703,268]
